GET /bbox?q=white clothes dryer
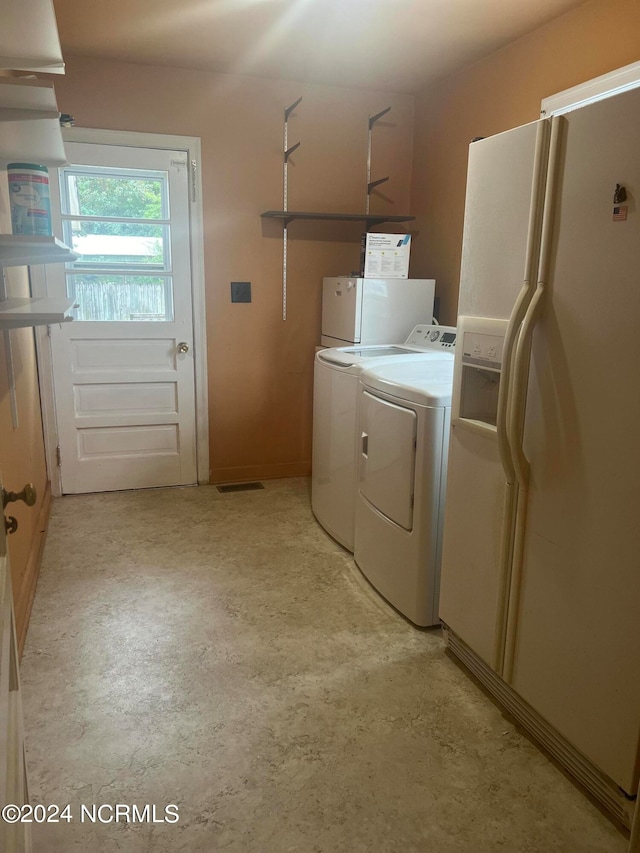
[311,325,456,551]
[354,358,454,626]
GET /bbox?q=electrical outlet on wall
[231,281,251,303]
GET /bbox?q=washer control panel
[404,324,457,350]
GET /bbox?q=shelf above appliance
[0,235,78,268]
[0,115,67,168]
[0,78,60,122]
[0,0,65,74]
[261,210,415,228]
[0,296,74,329]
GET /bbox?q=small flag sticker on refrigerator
[613,205,628,221]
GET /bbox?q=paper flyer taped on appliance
[364,233,411,278]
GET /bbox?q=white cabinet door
[47,142,197,494]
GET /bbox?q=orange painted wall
[410,0,640,325]
[48,57,415,482]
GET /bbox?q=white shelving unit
[0,0,64,74]
[0,3,65,848]
[0,235,77,269]
[0,118,67,168]
[0,79,76,320]
[0,79,60,122]
[0,79,66,168]
[0,296,74,330]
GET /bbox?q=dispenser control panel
[453,316,508,431]
[461,331,505,371]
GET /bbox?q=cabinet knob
[2,483,37,509]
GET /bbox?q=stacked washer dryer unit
[312,325,455,553]
[354,328,456,626]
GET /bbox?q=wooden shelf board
[261,210,415,225]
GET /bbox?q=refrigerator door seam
[507,116,565,490]
[503,115,565,683]
[492,482,518,670]
[493,118,552,674]
[496,119,551,487]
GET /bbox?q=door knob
[4,516,18,535]
[177,342,189,354]
[2,483,36,509]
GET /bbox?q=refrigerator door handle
[496,119,551,487]
[507,116,563,492]
[496,291,528,484]
[508,287,543,488]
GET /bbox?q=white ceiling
[52,0,588,94]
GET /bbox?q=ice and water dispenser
[452,317,508,431]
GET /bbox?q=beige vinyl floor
[21,478,628,852]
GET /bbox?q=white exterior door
[47,142,197,494]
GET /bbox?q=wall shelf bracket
[284,96,302,122]
[367,176,389,194]
[368,106,391,130]
[284,141,301,163]
[366,105,391,214]
[282,96,302,321]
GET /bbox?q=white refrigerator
[438,86,640,830]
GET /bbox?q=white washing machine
[354,357,454,626]
[311,325,456,551]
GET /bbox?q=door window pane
[64,171,167,220]
[60,164,174,322]
[64,221,169,269]
[67,274,173,322]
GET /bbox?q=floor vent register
[216,482,265,494]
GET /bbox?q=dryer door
[359,390,416,530]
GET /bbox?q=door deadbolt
[177,342,189,354]
[4,516,18,535]
[2,483,36,509]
